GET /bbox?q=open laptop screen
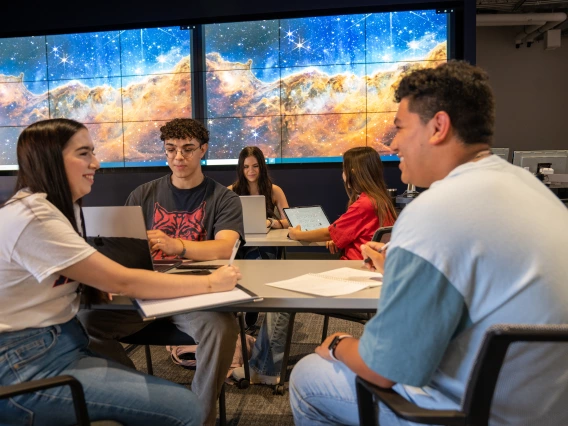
[283,206,331,231]
[82,206,179,272]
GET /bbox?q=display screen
[0,9,449,170]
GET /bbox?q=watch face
[328,335,341,350]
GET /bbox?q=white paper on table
[266,267,382,297]
[135,287,258,318]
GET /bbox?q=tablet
[283,206,331,231]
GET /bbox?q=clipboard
[134,285,262,319]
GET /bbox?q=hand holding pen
[361,242,389,273]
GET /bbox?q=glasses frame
[164,145,202,159]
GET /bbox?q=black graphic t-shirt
[125,175,244,259]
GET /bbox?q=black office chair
[0,375,122,426]
[356,324,568,426]
[120,314,252,426]
[320,226,392,340]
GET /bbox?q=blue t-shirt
[359,155,568,425]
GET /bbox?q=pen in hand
[363,242,390,265]
[228,239,241,266]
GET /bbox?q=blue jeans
[290,353,458,426]
[242,246,278,260]
[0,318,202,426]
[249,312,290,376]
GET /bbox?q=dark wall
[0,0,471,213]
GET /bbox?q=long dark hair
[5,119,105,304]
[343,147,397,226]
[12,118,87,234]
[231,146,277,218]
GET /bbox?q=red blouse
[328,193,395,260]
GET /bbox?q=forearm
[293,227,330,242]
[181,239,234,260]
[335,338,395,389]
[61,252,212,299]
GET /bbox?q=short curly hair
[160,118,210,145]
[394,61,495,146]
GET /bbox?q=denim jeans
[290,353,458,426]
[248,312,290,376]
[0,318,202,426]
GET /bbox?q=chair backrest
[372,226,393,244]
[462,323,568,425]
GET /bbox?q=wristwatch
[328,334,352,361]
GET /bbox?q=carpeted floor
[128,313,366,425]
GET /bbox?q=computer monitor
[492,148,510,161]
[512,150,568,174]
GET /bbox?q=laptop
[239,195,270,234]
[82,206,181,273]
[283,205,331,231]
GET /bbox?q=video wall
[0,9,448,169]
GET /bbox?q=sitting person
[0,118,241,426]
[232,146,397,385]
[287,146,397,259]
[228,146,290,259]
[289,61,568,426]
[78,118,244,426]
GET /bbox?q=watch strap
[328,334,352,361]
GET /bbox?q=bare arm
[60,251,241,299]
[148,229,240,261]
[288,225,330,242]
[271,184,290,228]
[315,333,395,389]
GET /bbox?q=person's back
[388,154,568,424]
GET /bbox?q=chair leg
[237,313,250,389]
[322,315,330,341]
[275,312,296,395]
[144,345,153,376]
[356,378,379,426]
[219,383,227,426]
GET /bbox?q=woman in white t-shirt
[0,118,241,426]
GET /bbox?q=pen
[363,242,390,264]
[228,239,241,266]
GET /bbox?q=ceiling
[476,0,568,36]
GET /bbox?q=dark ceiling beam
[512,0,528,11]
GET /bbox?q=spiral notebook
[266,267,383,297]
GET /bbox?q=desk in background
[244,229,327,248]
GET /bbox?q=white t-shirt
[0,190,96,332]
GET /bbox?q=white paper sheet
[266,267,382,297]
[136,287,257,318]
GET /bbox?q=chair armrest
[356,377,466,426]
[0,375,90,426]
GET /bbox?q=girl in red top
[288,146,397,260]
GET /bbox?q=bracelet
[177,238,186,258]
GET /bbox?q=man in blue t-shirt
[289,62,568,426]
[79,118,244,426]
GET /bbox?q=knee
[169,389,203,426]
[290,353,324,398]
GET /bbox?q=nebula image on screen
[0,9,448,169]
[204,10,447,162]
[0,27,191,169]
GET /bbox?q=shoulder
[350,193,374,210]
[272,184,285,197]
[207,177,240,202]
[129,175,169,197]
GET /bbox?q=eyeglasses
[165,146,201,159]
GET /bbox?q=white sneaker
[231,365,280,385]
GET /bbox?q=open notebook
[266,267,382,297]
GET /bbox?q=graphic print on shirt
[152,202,207,259]
[53,275,72,287]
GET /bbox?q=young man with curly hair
[289,61,568,425]
[79,118,244,426]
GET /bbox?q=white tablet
[283,206,331,231]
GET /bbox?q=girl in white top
[0,118,240,425]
